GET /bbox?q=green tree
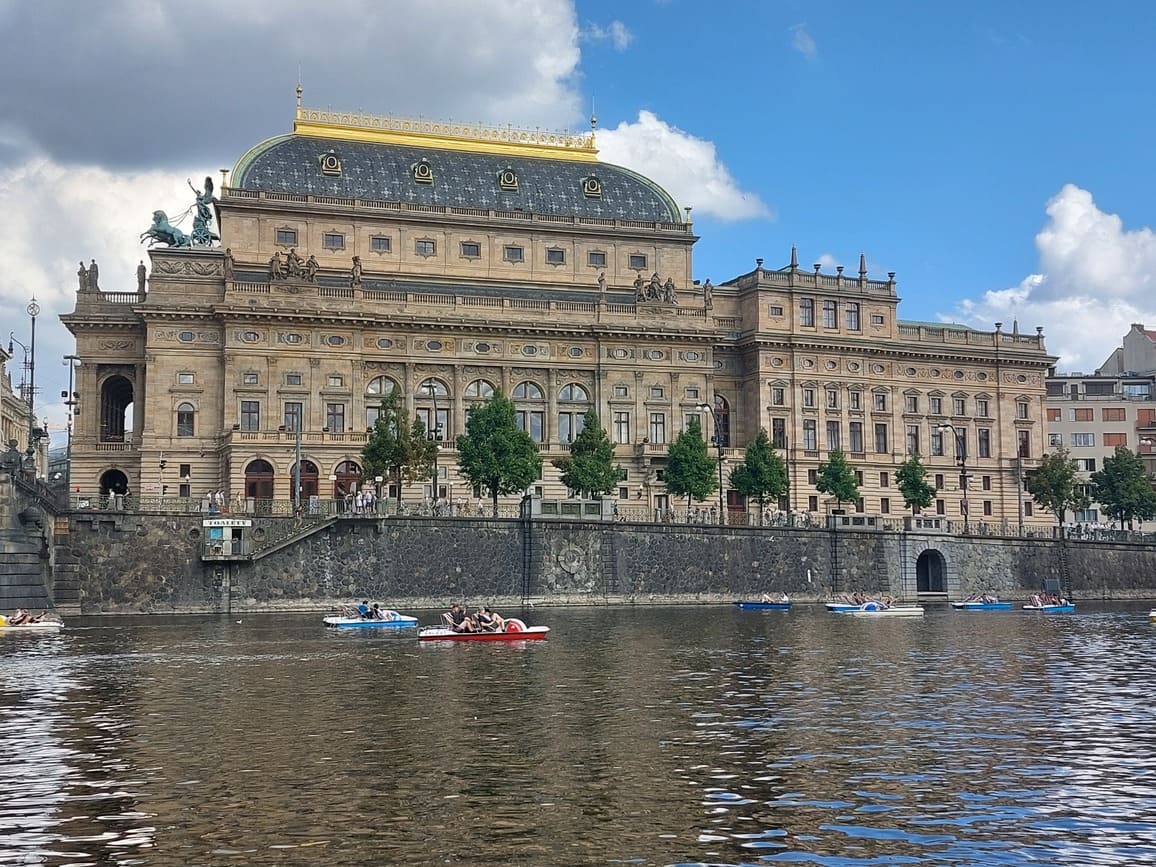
[552,409,621,498]
[403,414,439,497]
[664,416,718,506]
[360,389,433,505]
[815,449,859,512]
[729,428,787,519]
[455,390,542,512]
[895,453,935,512]
[1025,448,1088,528]
[1090,445,1156,529]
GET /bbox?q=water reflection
[0,606,1153,865]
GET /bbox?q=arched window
[558,383,591,443]
[465,379,495,399]
[513,381,545,442]
[99,375,134,443]
[417,378,450,440]
[712,395,731,448]
[366,376,398,427]
[333,460,362,497]
[176,402,195,437]
[244,459,275,500]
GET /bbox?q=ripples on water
[1,606,1154,865]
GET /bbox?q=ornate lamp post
[422,379,443,504]
[279,423,304,513]
[937,423,968,532]
[697,402,725,524]
[63,355,80,500]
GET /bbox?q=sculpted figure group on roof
[634,272,677,304]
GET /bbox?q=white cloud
[583,19,633,51]
[597,111,772,222]
[947,184,1156,372]
[817,253,841,270]
[791,24,818,61]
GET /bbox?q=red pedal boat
[418,617,549,642]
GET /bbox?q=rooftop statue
[188,176,220,245]
[139,176,219,248]
[140,211,191,248]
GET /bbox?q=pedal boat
[323,611,418,628]
[734,600,791,611]
[419,618,548,641]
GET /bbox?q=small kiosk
[202,517,253,559]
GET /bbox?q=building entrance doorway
[916,549,946,593]
[244,459,275,501]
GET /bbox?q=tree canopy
[1025,448,1088,527]
[895,453,936,512]
[729,428,787,514]
[551,409,621,498]
[1090,445,1156,528]
[360,388,435,504]
[664,416,719,505]
[815,449,859,510]
[454,390,542,511]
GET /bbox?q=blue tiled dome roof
[231,134,681,223]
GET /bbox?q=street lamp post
[422,380,443,504]
[279,423,303,514]
[63,355,80,502]
[26,299,39,463]
[937,423,969,532]
[697,402,725,524]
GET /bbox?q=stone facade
[58,514,1156,614]
[62,104,1054,526]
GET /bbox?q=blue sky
[2,0,1155,440]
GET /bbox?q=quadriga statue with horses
[140,176,218,248]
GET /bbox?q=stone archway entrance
[244,459,275,500]
[99,468,129,495]
[916,549,947,594]
[291,460,319,499]
[333,460,362,498]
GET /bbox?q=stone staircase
[0,530,52,611]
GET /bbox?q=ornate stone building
[62,100,1054,522]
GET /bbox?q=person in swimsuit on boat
[8,609,29,626]
[444,604,473,632]
[760,592,788,603]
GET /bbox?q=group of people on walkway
[442,603,505,633]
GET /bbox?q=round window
[327,335,345,347]
[848,362,860,372]
[825,360,837,370]
[771,357,784,367]
[427,340,442,351]
[954,370,964,379]
[568,346,583,358]
[242,331,260,342]
[930,368,941,377]
[475,342,491,353]
[647,350,664,361]
[977,372,988,381]
[802,359,815,368]
[377,338,394,349]
[684,351,701,362]
[283,333,302,344]
[872,364,885,374]
[522,345,538,356]
[612,348,628,359]
[906,367,917,376]
[1017,374,1027,383]
[178,331,195,342]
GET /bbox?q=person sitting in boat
[474,607,504,632]
[760,592,788,603]
[357,600,371,619]
[8,609,30,626]
[444,603,472,632]
[369,603,384,620]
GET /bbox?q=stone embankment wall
[58,513,1156,614]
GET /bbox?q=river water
[1,603,1154,866]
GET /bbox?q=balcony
[226,429,370,447]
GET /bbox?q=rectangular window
[1102,407,1126,422]
[803,388,816,409]
[935,473,945,489]
[1017,402,1030,420]
[559,412,585,443]
[880,497,890,514]
[905,395,919,413]
[982,475,991,491]
[1046,407,1061,422]
[415,239,437,256]
[771,387,785,406]
[807,469,818,484]
[849,421,864,453]
[874,423,889,454]
[826,420,841,451]
[826,389,839,409]
[614,385,629,398]
[977,399,990,417]
[684,412,702,432]
[1075,458,1097,472]
[823,300,837,328]
[873,392,888,412]
[619,487,629,500]
[325,403,346,433]
[613,411,630,444]
[370,235,391,252]
[929,396,943,415]
[516,410,544,442]
[503,245,524,263]
[1018,429,1031,458]
[649,386,664,399]
[275,228,298,246]
[1103,432,1127,447]
[240,400,260,431]
[242,372,259,385]
[906,424,920,455]
[809,495,818,511]
[1071,432,1095,447]
[953,397,966,416]
[803,419,817,450]
[628,253,647,270]
[1071,407,1093,422]
[799,298,815,327]
[649,412,667,444]
[978,428,991,458]
[871,314,885,325]
[849,391,861,410]
[686,387,700,400]
[178,372,195,385]
[285,373,302,386]
[1024,501,1033,517]
[772,418,787,449]
[460,241,481,258]
[880,471,890,488]
[769,305,784,316]
[284,402,303,432]
[931,426,944,456]
[546,248,565,265]
[327,375,344,388]
[588,251,607,267]
[845,302,860,330]
[936,499,945,515]
[323,232,345,250]
[983,500,993,516]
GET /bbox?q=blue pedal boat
[323,611,419,628]
[734,600,792,611]
[951,600,1013,611]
